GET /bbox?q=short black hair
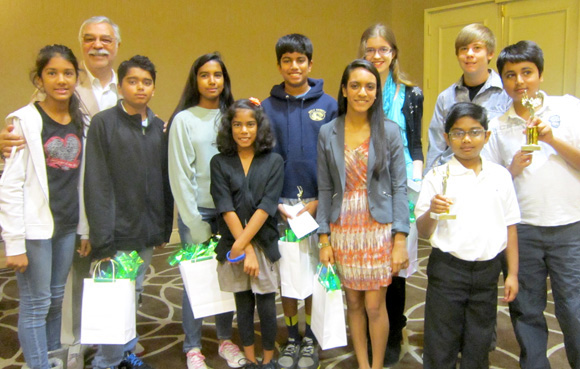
[445,102,489,133]
[497,40,544,77]
[118,55,156,85]
[216,99,275,156]
[275,34,313,64]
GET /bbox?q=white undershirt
[86,68,118,111]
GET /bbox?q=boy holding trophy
[483,40,580,369]
[417,102,520,369]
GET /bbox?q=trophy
[521,91,543,151]
[297,185,305,205]
[430,165,456,220]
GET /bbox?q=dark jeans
[423,248,502,369]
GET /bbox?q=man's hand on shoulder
[0,125,26,159]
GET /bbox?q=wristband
[226,250,246,262]
[317,242,331,249]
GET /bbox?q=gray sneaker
[297,337,319,369]
[278,338,300,369]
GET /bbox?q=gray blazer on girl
[316,115,409,236]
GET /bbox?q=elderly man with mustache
[75,16,121,117]
[0,16,121,153]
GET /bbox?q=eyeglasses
[82,35,116,46]
[365,47,392,56]
[448,129,486,140]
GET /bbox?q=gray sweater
[168,106,221,243]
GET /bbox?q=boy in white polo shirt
[417,102,520,369]
[483,40,580,369]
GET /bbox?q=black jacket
[85,101,174,259]
[402,85,424,162]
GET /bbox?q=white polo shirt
[416,157,520,261]
[482,93,580,227]
[86,68,118,111]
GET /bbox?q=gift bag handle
[91,259,118,282]
[315,263,336,279]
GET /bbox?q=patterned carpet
[0,243,571,369]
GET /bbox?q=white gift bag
[179,257,236,318]
[397,222,419,278]
[311,267,347,350]
[279,239,316,299]
[81,261,136,345]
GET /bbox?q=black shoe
[261,359,278,369]
[239,359,260,369]
[118,352,155,369]
[383,343,401,367]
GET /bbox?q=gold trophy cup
[430,165,456,220]
[521,91,543,151]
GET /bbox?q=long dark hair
[338,59,387,179]
[168,52,234,129]
[216,99,275,157]
[32,44,85,135]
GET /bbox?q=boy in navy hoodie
[261,33,337,369]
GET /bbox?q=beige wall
[1,0,465,122]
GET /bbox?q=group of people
[0,14,578,369]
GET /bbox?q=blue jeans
[17,232,76,369]
[178,210,233,352]
[92,247,154,369]
[509,221,580,369]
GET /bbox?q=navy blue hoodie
[262,78,337,199]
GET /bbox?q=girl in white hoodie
[0,44,89,369]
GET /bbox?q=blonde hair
[358,23,415,87]
[455,23,495,56]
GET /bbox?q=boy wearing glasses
[425,23,511,172]
[483,41,580,369]
[416,102,520,369]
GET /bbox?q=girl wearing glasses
[359,23,424,366]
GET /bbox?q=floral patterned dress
[330,138,393,290]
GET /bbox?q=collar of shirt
[447,155,487,178]
[454,69,504,92]
[120,100,149,127]
[86,67,117,93]
[506,90,549,124]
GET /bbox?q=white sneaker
[134,342,146,357]
[186,348,210,369]
[218,340,245,368]
[67,344,84,369]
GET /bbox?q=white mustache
[88,49,110,56]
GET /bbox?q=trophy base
[522,144,541,151]
[430,212,456,220]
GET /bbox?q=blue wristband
[226,250,246,263]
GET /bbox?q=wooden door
[502,0,579,95]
